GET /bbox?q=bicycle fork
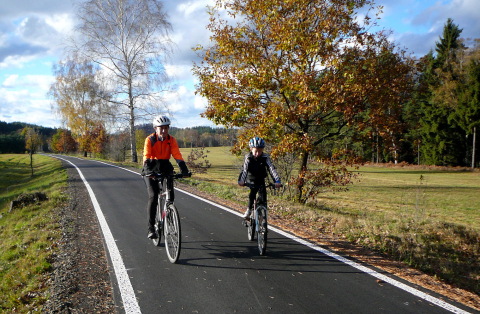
[255,206,268,233]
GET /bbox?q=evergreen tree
[435,18,463,68]
[416,19,467,165]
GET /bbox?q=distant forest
[0,121,236,156]
[135,124,237,148]
[0,121,57,154]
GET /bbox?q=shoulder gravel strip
[42,160,116,313]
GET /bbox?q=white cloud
[389,0,480,56]
[45,13,75,35]
[15,14,69,55]
[0,54,38,69]
[24,74,55,90]
[2,88,30,102]
[0,86,58,127]
[2,74,54,90]
[177,0,213,17]
[194,94,207,110]
[2,74,18,87]
[159,83,212,127]
[165,64,193,82]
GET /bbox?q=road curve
[48,155,477,314]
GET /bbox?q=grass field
[322,166,480,231]
[0,154,67,312]
[179,147,480,231]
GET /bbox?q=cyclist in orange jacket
[141,115,189,239]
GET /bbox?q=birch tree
[72,0,174,162]
[49,57,110,157]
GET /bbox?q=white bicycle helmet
[249,137,265,148]
[153,115,171,127]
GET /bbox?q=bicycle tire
[247,213,255,241]
[164,204,181,263]
[257,206,267,255]
[152,197,164,246]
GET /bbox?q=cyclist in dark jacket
[238,137,281,219]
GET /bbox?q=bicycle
[149,172,191,263]
[243,183,279,256]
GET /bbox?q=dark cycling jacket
[238,152,281,185]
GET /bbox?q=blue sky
[0,0,479,129]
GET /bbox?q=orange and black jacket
[142,133,188,176]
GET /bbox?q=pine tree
[416,19,468,165]
[435,18,463,68]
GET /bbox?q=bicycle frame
[244,182,279,255]
[157,176,172,222]
[148,172,191,263]
[253,201,267,234]
[153,172,189,222]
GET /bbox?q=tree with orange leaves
[52,129,77,154]
[193,0,414,202]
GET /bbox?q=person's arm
[238,154,249,186]
[265,154,281,186]
[170,137,189,175]
[143,136,152,165]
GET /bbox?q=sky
[0,0,479,129]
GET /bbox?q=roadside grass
[316,166,480,294]
[0,154,67,313]
[66,147,480,294]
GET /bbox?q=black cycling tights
[144,176,174,229]
[248,185,267,210]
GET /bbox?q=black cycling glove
[178,160,189,176]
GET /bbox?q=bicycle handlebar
[244,182,282,189]
[147,172,192,180]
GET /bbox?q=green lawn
[320,167,480,231]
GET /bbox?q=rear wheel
[257,206,267,255]
[164,204,181,263]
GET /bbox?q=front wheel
[257,206,267,255]
[164,204,181,263]
[247,213,255,241]
[152,201,163,246]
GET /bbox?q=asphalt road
[50,155,477,314]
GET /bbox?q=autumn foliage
[51,129,77,154]
[193,0,414,202]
